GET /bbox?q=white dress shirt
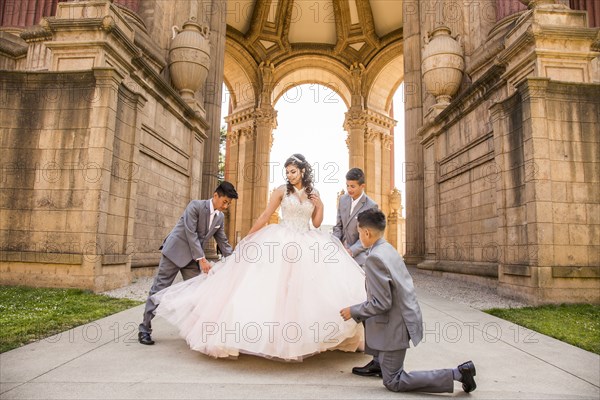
[209,200,219,228]
[350,192,364,216]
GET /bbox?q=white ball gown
[152,188,367,361]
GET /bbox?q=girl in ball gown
[152,154,367,361]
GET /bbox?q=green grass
[485,304,600,355]
[0,286,142,353]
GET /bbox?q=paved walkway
[1,288,599,399]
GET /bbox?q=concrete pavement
[1,288,599,399]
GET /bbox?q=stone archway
[223,54,401,245]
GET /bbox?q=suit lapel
[202,200,211,231]
[342,196,353,229]
[345,194,367,227]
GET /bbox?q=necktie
[209,211,216,228]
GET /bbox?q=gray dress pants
[379,349,454,393]
[139,255,200,334]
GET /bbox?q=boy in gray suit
[138,181,238,345]
[341,209,477,393]
[332,168,378,267]
[333,168,380,376]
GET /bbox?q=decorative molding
[365,109,396,130]
[20,23,52,43]
[225,106,256,126]
[139,124,190,176]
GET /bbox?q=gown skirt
[152,224,367,361]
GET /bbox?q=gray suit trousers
[379,349,454,393]
[139,255,200,333]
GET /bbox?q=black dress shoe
[458,360,477,393]
[352,360,382,377]
[138,332,155,345]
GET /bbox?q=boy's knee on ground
[382,372,406,392]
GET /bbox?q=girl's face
[286,164,303,186]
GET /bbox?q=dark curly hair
[284,153,314,196]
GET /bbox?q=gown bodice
[279,190,314,233]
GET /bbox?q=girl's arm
[247,187,285,235]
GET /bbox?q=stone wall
[419,66,506,281]
[419,73,600,304]
[131,113,203,269]
[0,70,123,290]
[0,0,214,291]
[496,78,600,303]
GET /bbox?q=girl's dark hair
[284,154,314,196]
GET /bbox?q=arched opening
[270,83,349,229]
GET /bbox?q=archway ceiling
[226,0,403,66]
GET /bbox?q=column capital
[365,128,382,143]
[343,108,367,130]
[240,126,256,142]
[382,133,393,150]
[254,107,278,128]
[227,130,241,145]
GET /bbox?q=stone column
[387,188,406,254]
[344,109,366,171]
[344,62,367,171]
[381,133,393,217]
[225,107,256,238]
[200,0,227,198]
[403,0,425,265]
[364,110,396,215]
[238,127,257,236]
[253,107,277,221]
[364,128,381,204]
[224,129,240,245]
[252,61,277,221]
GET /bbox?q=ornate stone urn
[389,188,401,217]
[169,18,211,102]
[421,26,464,107]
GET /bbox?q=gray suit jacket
[332,193,378,265]
[350,238,423,351]
[160,199,233,268]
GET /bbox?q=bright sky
[221,83,405,226]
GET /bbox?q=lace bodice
[279,190,314,233]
